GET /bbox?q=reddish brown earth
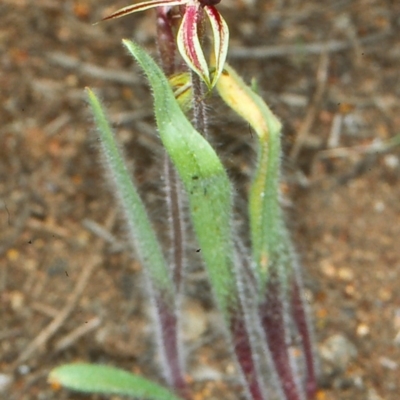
[1,1,400,399]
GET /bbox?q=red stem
[155,8,190,398]
[156,6,178,75]
[230,308,267,400]
[259,275,303,400]
[156,295,190,399]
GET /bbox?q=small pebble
[10,291,25,311]
[379,356,398,370]
[383,154,399,169]
[190,365,223,382]
[17,365,30,375]
[337,267,354,281]
[319,334,357,374]
[0,374,12,392]
[320,259,336,278]
[374,201,385,213]
[356,323,370,337]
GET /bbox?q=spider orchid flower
[102,0,229,89]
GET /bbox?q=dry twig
[53,317,102,354]
[11,210,119,370]
[11,254,101,368]
[290,51,330,161]
[46,53,139,85]
[229,30,390,59]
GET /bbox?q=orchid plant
[49,2,318,400]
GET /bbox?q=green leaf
[86,88,173,295]
[123,39,238,318]
[216,63,287,290]
[48,363,183,400]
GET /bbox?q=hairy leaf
[123,39,238,317]
[49,364,183,400]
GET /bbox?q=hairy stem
[191,70,208,137]
[232,243,269,400]
[230,309,266,400]
[259,275,303,400]
[155,295,189,399]
[291,276,317,399]
[164,155,185,292]
[156,6,177,76]
[155,9,188,397]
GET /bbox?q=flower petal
[177,4,211,88]
[204,5,229,87]
[102,0,186,21]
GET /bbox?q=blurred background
[1,0,400,399]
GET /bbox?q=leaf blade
[216,63,284,288]
[123,39,238,318]
[49,364,184,400]
[86,87,173,294]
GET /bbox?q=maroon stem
[259,275,302,400]
[291,278,317,399]
[156,6,177,76]
[155,7,189,398]
[230,308,266,400]
[164,156,185,291]
[190,9,208,137]
[191,70,208,137]
[156,6,186,293]
[156,295,190,400]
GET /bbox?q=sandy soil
[1,0,400,399]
